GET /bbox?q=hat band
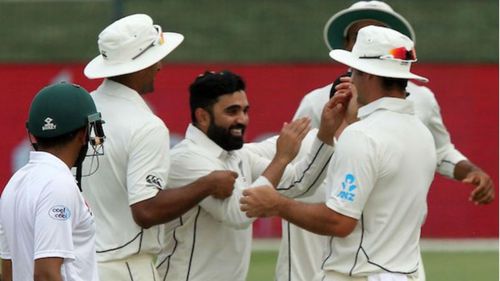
[131,25,165,60]
[358,47,417,62]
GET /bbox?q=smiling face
[202,90,250,151]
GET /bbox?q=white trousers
[98,254,160,281]
[323,271,419,281]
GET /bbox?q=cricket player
[156,70,341,281]
[246,2,494,281]
[242,25,436,281]
[82,14,236,281]
[0,83,105,281]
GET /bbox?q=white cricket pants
[98,254,161,281]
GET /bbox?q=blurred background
[0,0,498,280]
[0,0,498,62]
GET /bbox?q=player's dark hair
[189,70,246,124]
[34,127,85,150]
[380,77,408,92]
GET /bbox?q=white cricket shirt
[323,97,436,276]
[244,132,329,281]
[0,152,98,281]
[82,79,170,261]
[156,124,334,281]
[280,81,466,281]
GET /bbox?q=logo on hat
[42,117,57,131]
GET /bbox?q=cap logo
[42,117,57,131]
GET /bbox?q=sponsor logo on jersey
[146,175,164,188]
[42,117,57,131]
[49,205,71,220]
[336,173,357,202]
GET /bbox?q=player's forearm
[131,175,215,228]
[453,160,480,181]
[276,138,334,198]
[262,156,290,187]
[316,127,335,145]
[1,259,12,281]
[277,199,356,237]
[34,257,63,281]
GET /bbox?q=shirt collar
[185,123,232,160]
[357,97,415,120]
[29,151,72,173]
[98,79,153,113]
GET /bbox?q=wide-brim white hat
[329,25,428,82]
[324,1,415,50]
[85,14,184,79]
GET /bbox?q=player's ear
[195,107,211,133]
[77,127,88,145]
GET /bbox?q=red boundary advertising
[0,63,497,238]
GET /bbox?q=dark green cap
[323,1,415,50]
[27,83,99,138]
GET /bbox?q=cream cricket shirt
[82,79,170,261]
[244,133,328,281]
[294,81,466,178]
[323,97,436,276]
[283,81,466,281]
[156,124,333,281]
[0,152,98,281]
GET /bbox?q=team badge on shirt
[146,174,164,189]
[48,205,71,220]
[336,173,357,202]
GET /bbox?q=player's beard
[207,120,245,151]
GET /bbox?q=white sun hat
[329,25,428,82]
[323,1,415,50]
[84,14,184,79]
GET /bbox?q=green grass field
[248,250,499,281]
[0,0,497,63]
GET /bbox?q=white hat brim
[329,49,428,82]
[84,32,184,79]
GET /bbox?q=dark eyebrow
[224,104,249,112]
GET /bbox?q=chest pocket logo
[336,173,357,202]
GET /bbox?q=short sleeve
[127,119,170,205]
[34,178,80,260]
[0,207,11,259]
[325,129,378,219]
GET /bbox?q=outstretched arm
[240,186,357,237]
[420,86,495,205]
[261,117,311,187]
[131,170,237,228]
